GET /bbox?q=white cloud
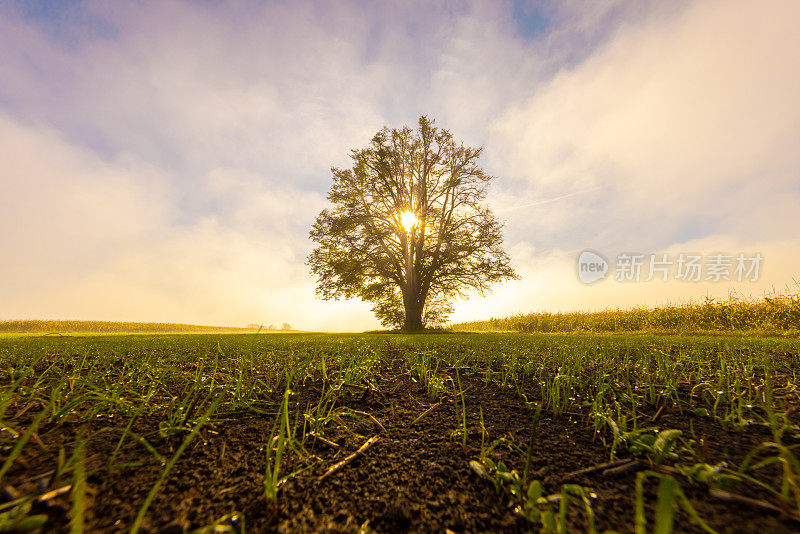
[0,113,377,330]
[492,0,800,223]
[0,114,169,287]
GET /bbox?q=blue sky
[1,0,798,330]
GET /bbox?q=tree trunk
[403,297,424,332]
[402,269,424,331]
[402,229,425,332]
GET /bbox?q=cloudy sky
[1,0,798,330]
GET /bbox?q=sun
[399,210,418,232]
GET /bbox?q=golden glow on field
[400,210,418,232]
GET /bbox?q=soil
[2,357,799,533]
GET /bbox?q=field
[1,332,799,533]
[452,292,800,335]
[0,321,262,335]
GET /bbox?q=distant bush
[450,290,800,334]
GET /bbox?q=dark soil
[3,359,799,533]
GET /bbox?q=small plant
[265,385,292,504]
[452,367,468,447]
[157,383,205,439]
[521,480,597,534]
[470,458,596,533]
[131,393,223,533]
[70,432,88,534]
[634,471,716,534]
[0,407,48,483]
[596,411,682,464]
[523,402,543,487]
[470,458,523,497]
[677,462,740,488]
[634,429,683,464]
[303,381,343,439]
[738,440,800,515]
[0,497,48,532]
[734,377,800,516]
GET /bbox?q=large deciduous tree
[308,116,518,331]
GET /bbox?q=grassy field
[0,320,263,335]
[0,332,799,532]
[451,292,800,335]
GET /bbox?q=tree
[281,323,292,331]
[308,116,518,331]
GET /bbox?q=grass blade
[130,394,222,533]
[0,408,48,483]
[70,437,87,534]
[655,475,676,534]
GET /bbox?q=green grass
[0,331,799,530]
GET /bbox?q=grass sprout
[635,471,716,534]
[265,384,292,504]
[130,393,223,533]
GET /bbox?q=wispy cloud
[494,187,603,213]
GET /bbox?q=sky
[1,0,799,331]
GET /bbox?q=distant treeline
[450,291,800,334]
[0,320,260,334]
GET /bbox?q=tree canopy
[308,116,518,331]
